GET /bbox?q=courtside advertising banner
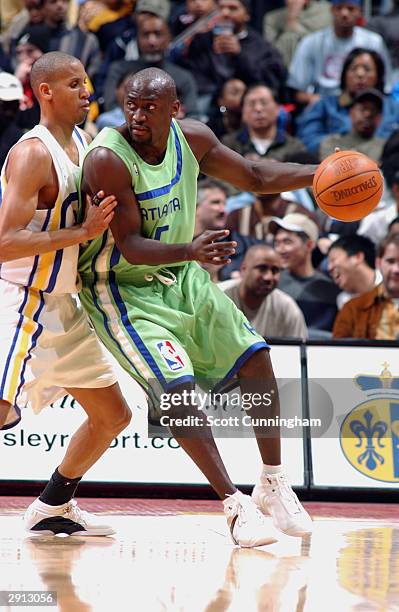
[0,345,305,487]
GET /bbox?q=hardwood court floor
[0,499,398,612]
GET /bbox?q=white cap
[0,72,23,102]
[269,213,319,242]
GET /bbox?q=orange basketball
[313,150,383,221]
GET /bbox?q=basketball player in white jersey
[0,52,132,536]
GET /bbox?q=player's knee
[89,402,131,435]
[111,403,132,434]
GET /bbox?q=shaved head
[30,51,82,98]
[243,244,276,265]
[125,67,177,102]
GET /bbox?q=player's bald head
[125,67,177,102]
[30,51,83,98]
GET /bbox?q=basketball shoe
[252,472,312,537]
[24,498,115,536]
[223,490,278,548]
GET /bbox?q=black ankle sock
[39,468,82,506]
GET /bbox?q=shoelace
[267,476,302,513]
[226,494,263,527]
[63,500,87,524]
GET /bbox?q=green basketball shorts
[79,261,269,392]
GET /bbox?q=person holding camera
[177,0,287,119]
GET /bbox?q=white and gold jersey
[0,125,86,294]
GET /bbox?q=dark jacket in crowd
[222,126,307,162]
[179,26,287,100]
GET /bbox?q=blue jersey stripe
[110,244,121,268]
[135,123,182,202]
[13,292,45,406]
[44,193,77,293]
[73,127,85,147]
[108,272,167,386]
[88,232,142,378]
[0,210,51,398]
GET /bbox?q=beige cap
[269,213,319,242]
[135,0,170,20]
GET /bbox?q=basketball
[312,150,383,222]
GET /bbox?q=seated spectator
[40,0,101,79]
[195,178,260,281]
[222,84,306,162]
[287,0,391,108]
[1,0,43,55]
[327,234,382,308]
[297,48,399,155]
[207,78,246,139]
[367,0,399,77]
[319,88,386,162]
[264,0,331,68]
[94,0,172,104]
[223,243,308,339]
[333,233,399,339]
[270,213,340,333]
[178,0,287,118]
[0,72,24,168]
[102,12,198,117]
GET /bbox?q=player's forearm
[253,160,317,193]
[0,225,89,262]
[120,235,192,265]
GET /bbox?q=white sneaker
[223,491,277,548]
[252,473,312,537]
[24,498,115,536]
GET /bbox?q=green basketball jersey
[78,120,199,283]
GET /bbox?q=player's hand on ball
[189,230,237,265]
[83,191,118,239]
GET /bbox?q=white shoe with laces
[252,472,312,537]
[24,498,115,536]
[223,490,278,548]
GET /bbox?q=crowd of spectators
[2,0,399,341]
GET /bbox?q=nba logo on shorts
[156,340,185,371]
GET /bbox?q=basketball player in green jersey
[78,67,315,547]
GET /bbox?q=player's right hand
[188,230,237,265]
[83,191,117,240]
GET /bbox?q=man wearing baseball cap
[270,213,340,334]
[319,88,386,162]
[0,72,24,168]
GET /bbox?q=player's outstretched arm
[82,147,236,266]
[181,119,317,193]
[0,141,117,262]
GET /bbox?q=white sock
[261,464,283,478]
